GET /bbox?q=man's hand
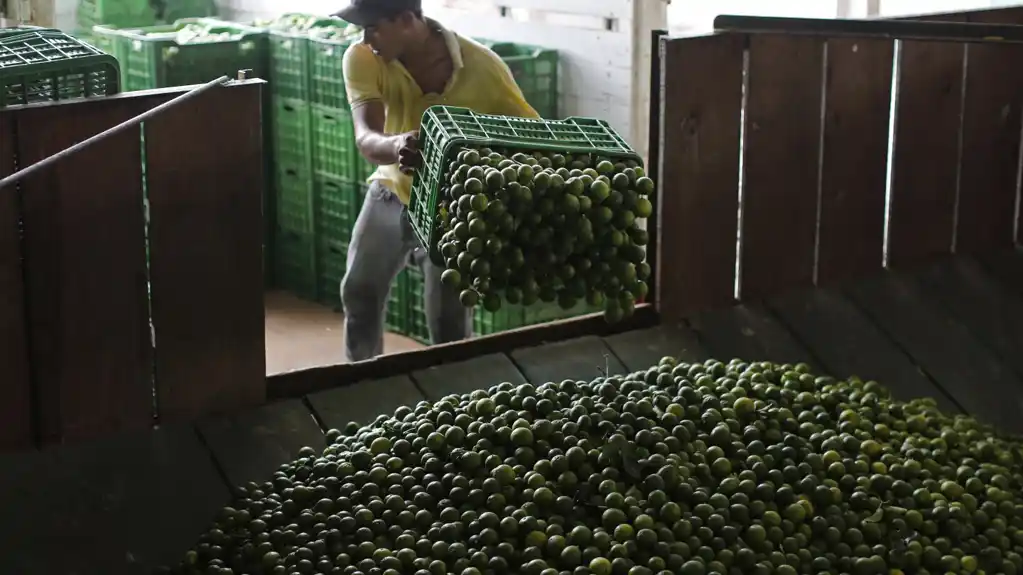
[393,131,421,175]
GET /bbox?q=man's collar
[427,17,464,69]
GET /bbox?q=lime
[459,289,479,307]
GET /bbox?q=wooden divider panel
[0,114,31,450]
[956,8,1023,253]
[146,82,266,422]
[740,34,824,299]
[15,98,155,444]
[657,34,743,319]
[887,14,967,268]
[816,38,894,286]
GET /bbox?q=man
[334,0,539,362]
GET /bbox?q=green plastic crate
[275,166,314,234]
[409,105,639,264]
[316,239,346,310]
[0,28,120,107]
[488,41,558,119]
[308,25,359,109]
[385,268,408,335]
[314,175,362,247]
[274,229,316,301]
[474,301,601,336]
[254,14,357,101]
[272,96,313,179]
[93,18,267,92]
[311,104,362,182]
[267,29,308,100]
[404,265,430,344]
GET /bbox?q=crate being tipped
[408,106,655,324]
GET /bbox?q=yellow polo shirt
[342,22,540,204]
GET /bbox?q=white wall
[668,0,841,34]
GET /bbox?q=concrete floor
[264,290,425,375]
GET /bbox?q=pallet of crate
[256,15,371,311]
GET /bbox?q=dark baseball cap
[333,0,422,26]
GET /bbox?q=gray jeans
[340,181,471,361]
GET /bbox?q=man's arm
[352,101,400,165]
[343,43,407,165]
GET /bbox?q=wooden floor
[264,290,425,374]
[3,250,1023,574]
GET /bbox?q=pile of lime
[173,22,244,44]
[252,14,360,40]
[163,358,1023,575]
[434,147,654,324]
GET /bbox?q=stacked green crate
[257,14,326,296]
[313,177,361,308]
[404,266,430,344]
[304,21,373,308]
[316,240,347,312]
[479,39,559,119]
[385,269,409,335]
[271,97,316,299]
[92,19,267,91]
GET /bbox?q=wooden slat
[977,248,1023,294]
[602,324,708,372]
[307,375,425,430]
[657,34,743,318]
[886,17,966,267]
[268,304,658,400]
[688,303,820,369]
[955,10,1023,253]
[197,399,325,489]
[816,38,894,285]
[0,424,229,574]
[912,257,1023,378]
[846,272,1023,433]
[511,336,627,384]
[740,34,824,298]
[146,82,266,422]
[411,353,526,400]
[16,99,154,444]
[768,287,959,412]
[645,29,667,305]
[0,113,31,451]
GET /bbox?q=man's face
[361,13,411,61]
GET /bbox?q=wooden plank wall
[657,7,1023,319]
[0,82,266,452]
[0,114,31,451]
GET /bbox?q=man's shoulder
[343,41,375,66]
[453,34,506,72]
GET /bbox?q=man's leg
[418,246,473,345]
[340,182,411,362]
